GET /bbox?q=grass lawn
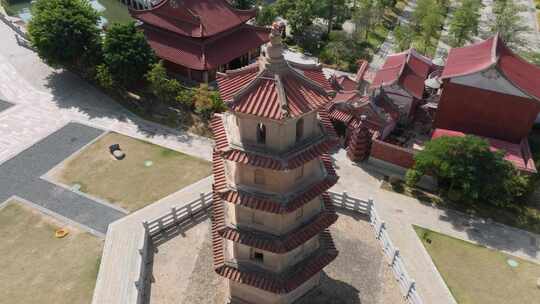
[49,132,211,212]
[0,201,103,304]
[414,226,540,304]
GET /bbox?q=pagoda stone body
[211,24,340,304]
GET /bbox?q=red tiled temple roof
[288,62,334,92]
[370,49,433,99]
[131,0,257,38]
[214,193,337,253]
[223,73,330,120]
[356,59,369,82]
[213,150,338,213]
[431,128,537,173]
[216,35,334,120]
[327,93,394,132]
[441,35,540,101]
[212,191,338,293]
[330,75,359,92]
[210,112,338,170]
[141,24,269,70]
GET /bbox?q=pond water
[5,0,133,26]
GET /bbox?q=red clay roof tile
[131,0,257,38]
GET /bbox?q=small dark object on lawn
[426,238,432,244]
[109,144,125,160]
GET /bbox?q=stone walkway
[0,19,214,234]
[330,149,540,304]
[0,122,125,235]
[0,21,213,166]
[369,0,418,70]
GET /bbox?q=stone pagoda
[210,23,340,304]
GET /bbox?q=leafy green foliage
[231,0,255,9]
[490,0,530,48]
[410,0,445,52]
[394,24,415,51]
[145,61,184,104]
[448,0,481,47]
[275,0,317,36]
[28,0,101,68]
[256,2,278,26]
[192,84,226,119]
[352,0,385,40]
[95,64,114,89]
[406,136,528,207]
[103,22,156,87]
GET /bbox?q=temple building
[130,0,270,82]
[210,24,339,304]
[327,91,397,145]
[434,34,540,143]
[432,34,540,173]
[370,49,436,121]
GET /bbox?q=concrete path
[92,176,212,304]
[369,0,418,70]
[0,122,125,235]
[0,20,213,166]
[330,149,540,304]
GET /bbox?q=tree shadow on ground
[382,179,540,258]
[44,70,202,143]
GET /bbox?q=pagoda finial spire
[260,22,288,72]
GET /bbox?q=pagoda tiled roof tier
[213,193,337,253]
[140,24,270,71]
[217,63,334,102]
[212,150,338,214]
[210,111,338,171]
[130,0,257,38]
[212,191,338,294]
[216,34,335,120]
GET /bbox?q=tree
[146,61,183,105]
[103,22,156,87]
[231,0,255,9]
[193,84,227,119]
[352,1,372,39]
[394,24,415,51]
[352,0,381,40]
[406,136,528,207]
[489,0,530,48]
[95,64,114,89]
[419,7,443,52]
[275,0,316,36]
[448,0,481,47]
[28,0,101,69]
[316,0,347,35]
[256,3,278,26]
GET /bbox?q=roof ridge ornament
[275,74,290,119]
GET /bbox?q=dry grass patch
[414,226,540,304]
[0,200,102,304]
[49,132,211,212]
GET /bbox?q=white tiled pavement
[0,21,213,166]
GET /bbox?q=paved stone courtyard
[147,212,405,304]
[0,122,125,235]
